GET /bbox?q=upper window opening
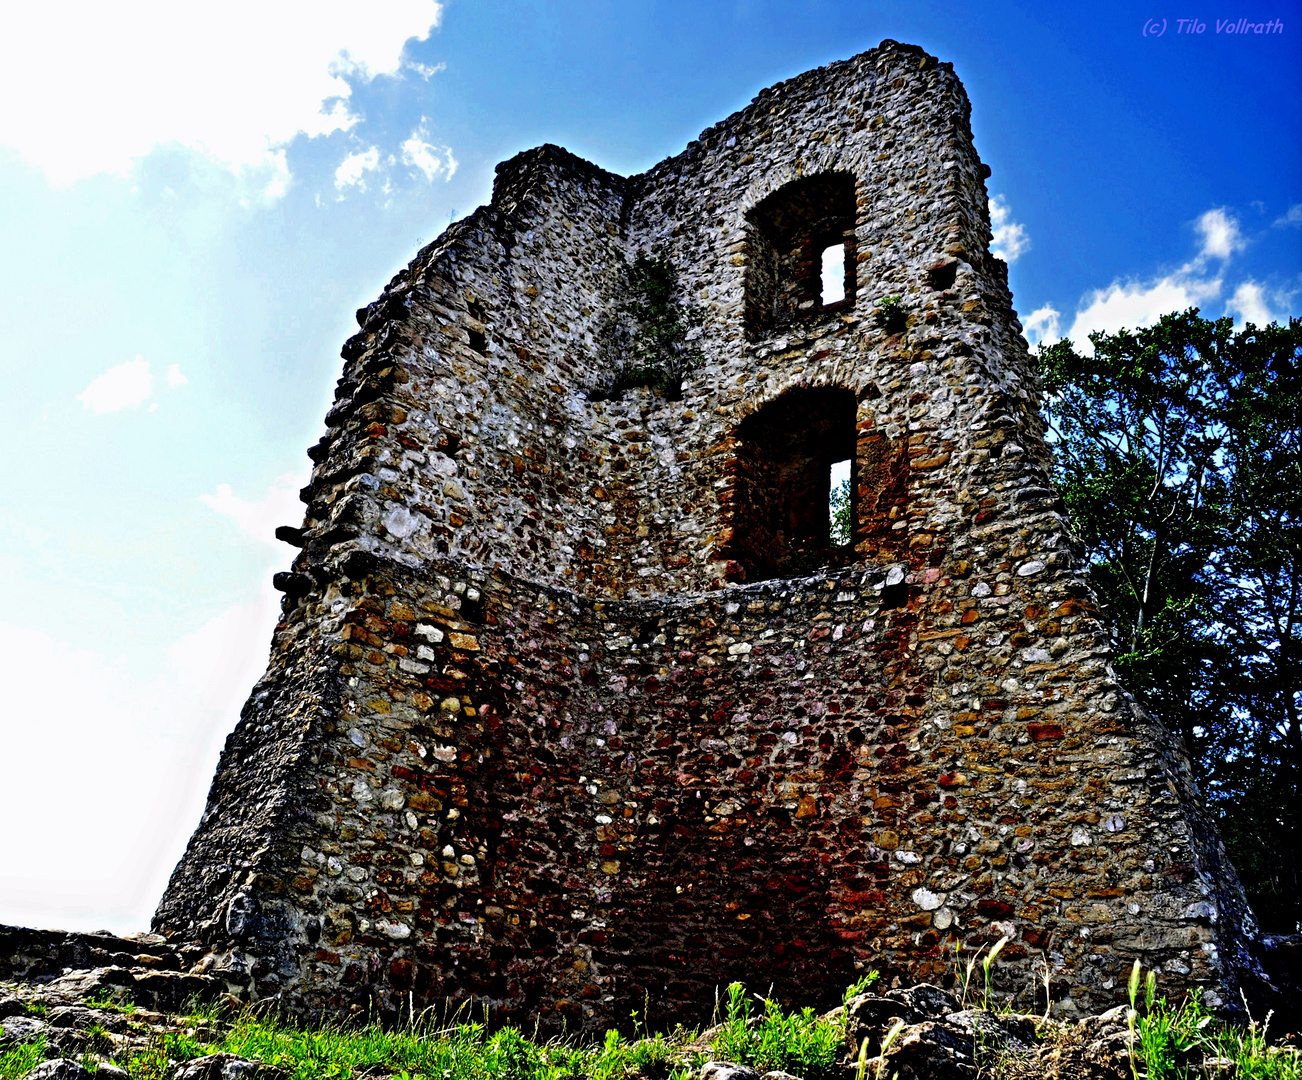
[820,245,846,306]
[724,387,857,582]
[744,172,857,338]
[466,301,488,355]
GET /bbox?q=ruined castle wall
[152,614,341,952]
[158,42,1259,1028]
[292,147,649,595]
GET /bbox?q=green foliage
[954,936,1011,1012]
[829,475,853,547]
[841,971,880,1005]
[873,1021,904,1080]
[83,1021,118,1058]
[115,1001,716,1080]
[872,296,907,335]
[1127,986,1300,1080]
[710,983,846,1080]
[0,1037,45,1080]
[19,976,1297,1080]
[600,254,705,400]
[86,989,137,1015]
[1038,308,1302,931]
[1136,992,1213,1079]
[627,1033,677,1080]
[215,1015,491,1080]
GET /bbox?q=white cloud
[407,60,446,79]
[820,244,845,304]
[200,471,308,548]
[1067,273,1221,346]
[1274,204,1302,228]
[989,195,1030,263]
[0,0,443,186]
[260,149,292,203]
[1226,281,1277,327]
[402,121,457,181]
[335,146,382,190]
[77,356,154,413]
[1042,205,1282,350]
[1194,207,1246,260]
[0,581,284,933]
[1022,305,1062,347]
[166,364,188,388]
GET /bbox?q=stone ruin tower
[154,42,1260,1028]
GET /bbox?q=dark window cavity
[744,172,857,338]
[467,300,488,354]
[726,387,858,581]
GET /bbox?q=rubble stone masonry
[153,42,1262,1029]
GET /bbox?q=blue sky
[1,0,1299,933]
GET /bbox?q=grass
[0,1037,45,1080]
[85,990,137,1016]
[709,983,848,1080]
[121,1008,699,1080]
[1130,985,1302,1080]
[4,969,1297,1080]
[113,980,856,1080]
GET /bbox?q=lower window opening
[829,458,852,546]
[726,387,857,581]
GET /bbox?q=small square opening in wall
[467,328,487,354]
[821,245,846,306]
[829,458,852,545]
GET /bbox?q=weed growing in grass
[80,1021,117,1057]
[954,935,1012,1012]
[1137,991,1213,1078]
[841,973,880,1005]
[127,1030,206,1080]
[874,1020,905,1080]
[1115,965,1301,1080]
[710,983,846,1080]
[979,937,1010,1012]
[1207,1003,1302,1080]
[626,1032,676,1080]
[0,1038,45,1080]
[86,990,137,1016]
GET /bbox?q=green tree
[829,474,852,547]
[1038,309,1302,931]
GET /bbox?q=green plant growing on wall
[600,253,705,400]
[873,295,907,335]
